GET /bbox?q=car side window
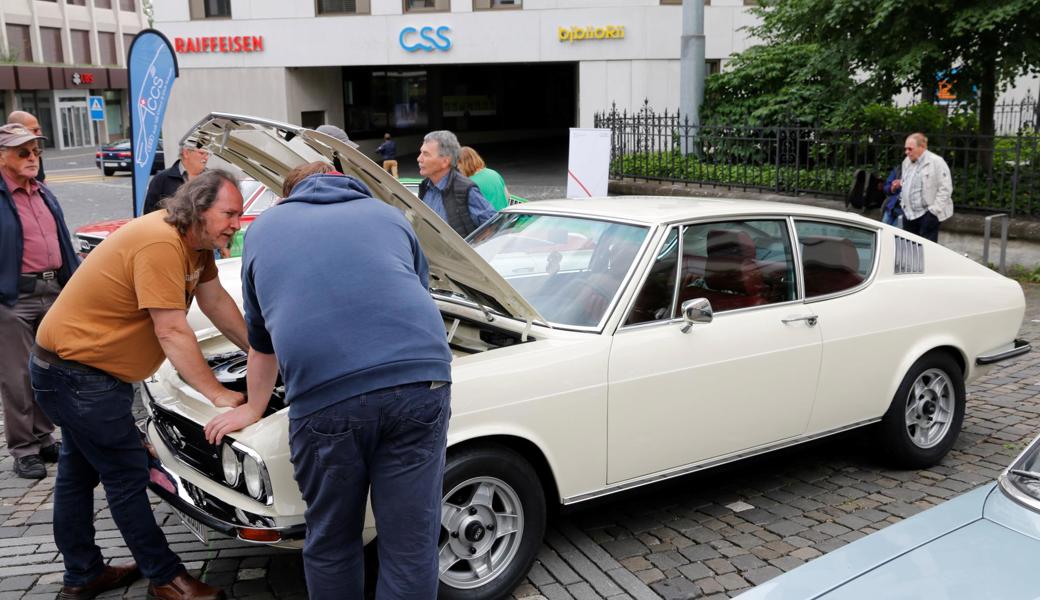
[625,228,679,326]
[795,221,876,298]
[674,220,796,315]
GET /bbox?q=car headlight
[221,444,241,487]
[242,454,264,500]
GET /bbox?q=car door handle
[782,315,818,327]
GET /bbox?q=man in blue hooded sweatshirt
[205,163,453,600]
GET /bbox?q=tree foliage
[707,0,1040,133]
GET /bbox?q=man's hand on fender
[204,402,263,445]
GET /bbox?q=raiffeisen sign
[174,35,264,53]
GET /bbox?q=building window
[40,27,65,64]
[405,0,449,11]
[123,33,135,58]
[119,0,135,11]
[99,31,118,65]
[95,0,112,8]
[473,0,521,8]
[67,0,88,5]
[317,0,371,14]
[661,0,711,4]
[5,24,32,62]
[70,29,91,64]
[189,0,232,19]
[706,59,721,76]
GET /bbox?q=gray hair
[423,130,460,167]
[162,169,239,235]
[907,132,928,148]
[180,141,202,154]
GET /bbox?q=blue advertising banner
[127,30,178,216]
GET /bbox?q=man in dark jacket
[0,123,79,478]
[204,165,453,600]
[142,142,209,214]
[417,130,496,237]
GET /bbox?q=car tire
[103,167,114,176]
[438,444,546,600]
[878,352,965,469]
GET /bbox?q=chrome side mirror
[680,298,713,333]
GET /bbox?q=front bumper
[145,418,305,546]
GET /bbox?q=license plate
[174,509,210,544]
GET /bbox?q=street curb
[609,179,1040,244]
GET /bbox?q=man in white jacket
[892,132,953,243]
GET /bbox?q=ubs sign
[399,26,452,52]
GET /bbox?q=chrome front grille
[894,236,924,274]
[151,404,223,481]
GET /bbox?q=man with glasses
[7,110,46,182]
[0,123,79,478]
[143,141,210,215]
[894,132,953,243]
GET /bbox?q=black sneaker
[14,455,46,479]
[40,441,61,463]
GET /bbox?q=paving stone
[602,538,649,560]
[651,577,699,600]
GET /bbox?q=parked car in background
[95,139,165,176]
[73,178,279,256]
[138,114,1029,600]
[736,432,1040,600]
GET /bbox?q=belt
[31,343,102,375]
[20,270,57,281]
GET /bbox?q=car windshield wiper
[1009,469,1040,482]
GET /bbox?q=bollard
[983,214,1009,274]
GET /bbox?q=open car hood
[181,113,546,326]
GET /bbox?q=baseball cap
[0,123,46,148]
[315,124,360,149]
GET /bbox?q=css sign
[399,26,452,52]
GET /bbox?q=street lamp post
[679,0,705,155]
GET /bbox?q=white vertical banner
[566,128,611,198]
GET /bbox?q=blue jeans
[289,382,451,600]
[29,356,182,587]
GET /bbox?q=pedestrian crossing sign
[89,96,105,121]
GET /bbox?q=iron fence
[595,103,1040,216]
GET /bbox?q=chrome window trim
[998,434,1040,514]
[563,417,882,505]
[616,217,800,332]
[793,218,881,304]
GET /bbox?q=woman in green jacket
[458,146,509,211]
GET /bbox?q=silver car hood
[180,112,546,326]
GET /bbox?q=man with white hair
[417,130,496,237]
[143,141,210,214]
[894,132,953,243]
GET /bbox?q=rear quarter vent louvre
[894,236,924,274]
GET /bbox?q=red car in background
[73,179,279,256]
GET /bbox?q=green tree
[746,0,1040,138]
[703,41,885,126]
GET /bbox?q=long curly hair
[162,169,240,236]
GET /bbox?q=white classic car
[144,114,1030,600]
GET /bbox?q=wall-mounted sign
[558,25,625,43]
[399,26,452,52]
[71,72,95,85]
[174,36,264,54]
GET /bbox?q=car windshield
[1005,436,1040,508]
[468,213,649,328]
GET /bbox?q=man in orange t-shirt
[31,170,248,600]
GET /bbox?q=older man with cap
[0,122,79,479]
[7,110,46,182]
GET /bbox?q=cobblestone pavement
[3,284,1040,600]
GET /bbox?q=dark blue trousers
[289,382,451,600]
[29,356,182,587]
[904,211,941,243]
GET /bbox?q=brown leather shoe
[57,562,141,600]
[147,572,225,600]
